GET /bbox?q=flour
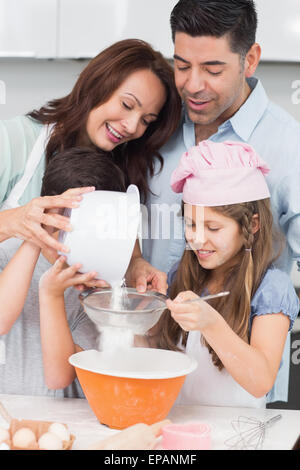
[97,279,134,351]
[109,280,130,311]
[98,326,134,351]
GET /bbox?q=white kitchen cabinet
[57,0,178,59]
[256,0,300,62]
[0,0,300,61]
[0,0,57,58]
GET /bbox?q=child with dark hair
[40,147,126,197]
[0,147,126,396]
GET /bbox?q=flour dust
[97,279,134,351]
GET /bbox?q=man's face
[174,33,246,126]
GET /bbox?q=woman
[0,39,182,291]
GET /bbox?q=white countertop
[0,394,299,450]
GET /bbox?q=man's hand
[125,256,168,295]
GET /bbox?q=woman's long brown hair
[153,199,284,370]
[28,39,182,203]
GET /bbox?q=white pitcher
[59,184,140,286]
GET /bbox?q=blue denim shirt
[142,77,300,402]
[143,77,300,275]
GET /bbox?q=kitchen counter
[0,394,299,450]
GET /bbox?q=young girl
[154,140,299,408]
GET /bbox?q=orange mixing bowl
[69,348,197,429]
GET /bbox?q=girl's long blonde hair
[153,199,283,370]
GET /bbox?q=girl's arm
[166,291,290,398]
[39,256,98,389]
[201,312,289,397]
[0,241,41,334]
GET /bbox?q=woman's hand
[0,187,95,255]
[125,256,168,295]
[39,255,100,298]
[166,290,219,332]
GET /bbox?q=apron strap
[2,124,54,210]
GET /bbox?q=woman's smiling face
[85,68,167,151]
[184,204,245,271]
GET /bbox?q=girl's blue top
[167,263,300,403]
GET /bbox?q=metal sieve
[79,287,168,335]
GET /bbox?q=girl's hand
[39,255,100,297]
[166,290,219,332]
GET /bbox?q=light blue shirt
[143,77,300,275]
[142,77,300,403]
[0,116,44,206]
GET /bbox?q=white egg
[48,422,70,442]
[0,442,10,450]
[0,426,10,444]
[38,432,63,450]
[12,427,36,448]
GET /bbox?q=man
[140,0,300,404]
[143,0,300,276]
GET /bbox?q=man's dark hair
[41,147,126,196]
[170,0,257,56]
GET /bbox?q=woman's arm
[0,187,95,255]
[0,241,40,335]
[166,291,290,398]
[0,198,73,250]
[39,256,99,389]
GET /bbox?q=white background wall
[1,59,300,122]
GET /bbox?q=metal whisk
[224,414,282,450]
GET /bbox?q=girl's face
[85,69,166,151]
[184,204,245,272]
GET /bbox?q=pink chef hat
[171,140,270,206]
